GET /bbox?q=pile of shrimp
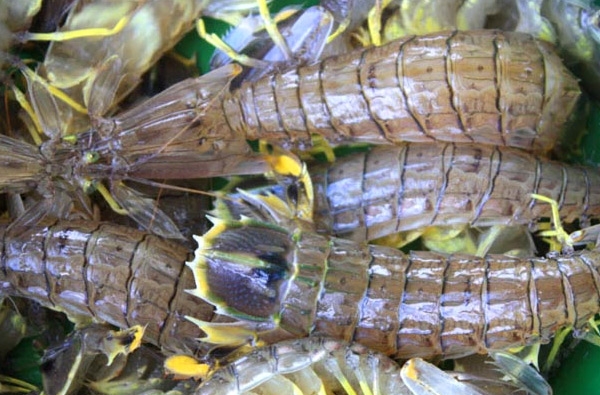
[1,0,600,394]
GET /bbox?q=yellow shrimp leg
[367,0,394,46]
[0,375,39,393]
[92,182,128,215]
[256,0,292,59]
[196,1,297,69]
[77,147,127,217]
[297,134,336,163]
[10,84,43,146]
[21,67,87,115]
[530,193,572,252]
[164,355,211,380]
[542,326,573,373]
[326,15,351,44]
[196,19,269,69]
[325,358,360,395]
[21,15,130,42]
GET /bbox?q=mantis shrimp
[220,143,600,244]
[0,195,598,363]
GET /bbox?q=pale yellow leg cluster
[10,84,43,145]
[11,65,132,216]
[367,0,394,46]
[196,18,269,69]
[11,67,87,145]
[196,0,298,69]
[22,16,130,42]
[531,193,573,252]
[256,0,291,59]
[530,193,600,372]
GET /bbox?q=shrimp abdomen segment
[0,221,211,354]
[222,30,580,152]
[312,143,600,241]
[190,219,600,360]
[302,235,600,359]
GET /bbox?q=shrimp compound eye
[83,151,100,164]
[81,179,97,194]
